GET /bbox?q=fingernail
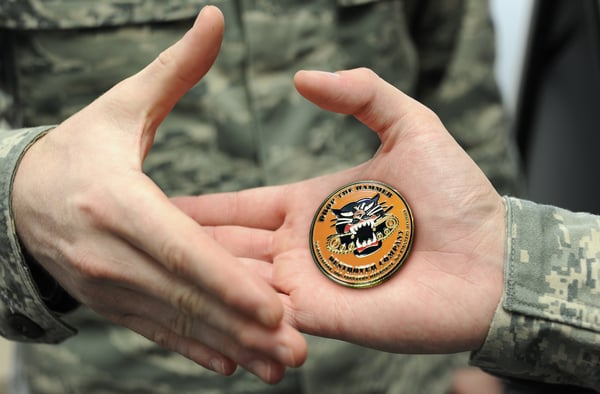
[209,358,225,375]
[310,70,340,78]
[249,360,271,382]
[257,306,279,328]
[194,6,208,26]
[299,70,340,78]
[275,345,294,366]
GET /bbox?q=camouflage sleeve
[0,126,77,343]
[411,0,521,196]
[471,196,600,391]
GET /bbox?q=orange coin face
[309,181,414,288]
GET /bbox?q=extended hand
[173,68,506,354]
[12,6,306,384]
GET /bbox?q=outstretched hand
[173,68,506,354]
[12,6,306,384]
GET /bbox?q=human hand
[12,6,306,384]
[173,68,506,354]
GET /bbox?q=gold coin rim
[309,180,414,288]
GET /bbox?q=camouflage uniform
[471,197,600,392]
[0,0,525,393]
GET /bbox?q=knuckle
[115,315,194,361]
[156,48,174,69]
[230,322,257,349]
[357,67,379,80]
[236,330,255,349]
[152,325,181,351]
[70,185,114,229]
[170,313,194,338]
[421,105,442,124]
[155,48,195,86]
[67,248,113,282]
[113,312,177,350]
[170,285,208,317]
[160,239,189,276]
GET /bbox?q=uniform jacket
[0,0,583,393]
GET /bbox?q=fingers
[62,175,287,331]
[293,68,443,143]
[102,286,306,383]
[60,224,306,382]
[201,225,276,262]
[111,186,285,329]
[122,313,290,384]
[12,5,304,383]
[122,314,238,376]
[130,5,223,118]
[171,188,289,230]
[105,6,225,156]
[169,171,362,230]
[74,6,282,329]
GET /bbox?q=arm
[1,7,306,384]
[175,67,507,353]
[472,197,600,390]
[173,68,600,390]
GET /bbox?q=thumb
[104,6,224,156]
[293,68,442,144]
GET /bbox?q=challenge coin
[309,180,414,288]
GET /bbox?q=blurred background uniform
[7,0,599,393]
[4,0,600,393]
[494,0,600,391]
[0,0,528,392]
[513,0,600,216]
[0,0,522,391]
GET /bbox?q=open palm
[174,68,506,355]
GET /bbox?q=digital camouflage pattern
[0,0,215,29]
[471,197,600,392]
[0,0,525,393]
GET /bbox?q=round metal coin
[309,180,414,288]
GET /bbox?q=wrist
[468,194,506,350]
[23,246,80,314]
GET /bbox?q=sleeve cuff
[0,126,77,343]
[470,196,600,391]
